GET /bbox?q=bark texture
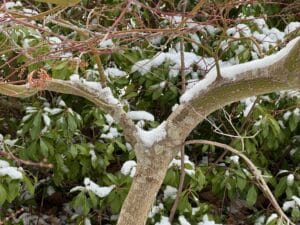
[117,143,181,225]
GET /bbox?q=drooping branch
[166,37,300,144]
[185,139,295,225]
[0,78,138,145]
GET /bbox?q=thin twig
[0,150,53,168]
[180,38,186,93]
[212,97,259,166]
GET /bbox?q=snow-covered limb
[0,78,138,145]
[180,37,300,103]
[166,37,300,143]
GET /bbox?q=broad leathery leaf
[35,0,80,6]
[23,175,35,195]
[246,185,257,207]
[7,182,20,203]
[0,184,7,205]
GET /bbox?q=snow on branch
[70,177,115,198]
[137,122,167,148]
[0,73,138,145]
[127,111,155,121]
[180,37,300,103]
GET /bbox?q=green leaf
[73,192,90,215]
[236,177,247,191]
[40,139,49,157]
[106,173,118,184]
[246,185,257,207]
[291,207,300,220]
[67,114,77,130]
[107,143,115,156]
[163,169,178,187]
[124,92,138,99]
[30,112,42,139]
[152,88,162,100]
[0,184,7,205]
[194,168,206,191]
[184,163,194,170]
[69,145,78,158]
[289,115,298,131]
[109,192,122,214]
[285,186,293,199]
[266,216,277,225]
[178,193,191,213]
[53,61,69,70]
[7,182,20,203]
[88,191,98,208]
[33,111,42,127]
[274,177,287,198]
[115,140,126,151]
[23,175,35,195]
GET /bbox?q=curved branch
[0,79,138,145]
[166,37,300,143]
[185,139,295,225]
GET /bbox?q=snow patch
[148,203,164,218]
[179,216,191,225]
[266,213,278,224]
[70,178,114,198]
[70,76,119,105]
[155,216,171,225]
[283,111,292,120]
[241,96,257,117]
[283,196,300,211]
[137,122,167,148]
[285,22,300,34]
[287,174,294,186]
[163,185,177,200]
[0,159,10,168]
[104,68,127,78]
[198,215,222,225]
[127,111,154,121]
[180,66,217,103]
[0,166,23,180]
[121,160,137,177]
[4,1,22,9]
[132,52,214,78]
[169,154,195,176]
[229,155,239,164]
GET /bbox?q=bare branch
[0,149,53,169]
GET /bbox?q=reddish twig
[0,150,53,169]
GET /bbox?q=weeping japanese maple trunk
[117,143,180,225]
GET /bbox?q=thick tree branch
[0,79,138,145]
[166,37,300,144]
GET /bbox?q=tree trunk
[117,144,179,225]
[117,164,167,225]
